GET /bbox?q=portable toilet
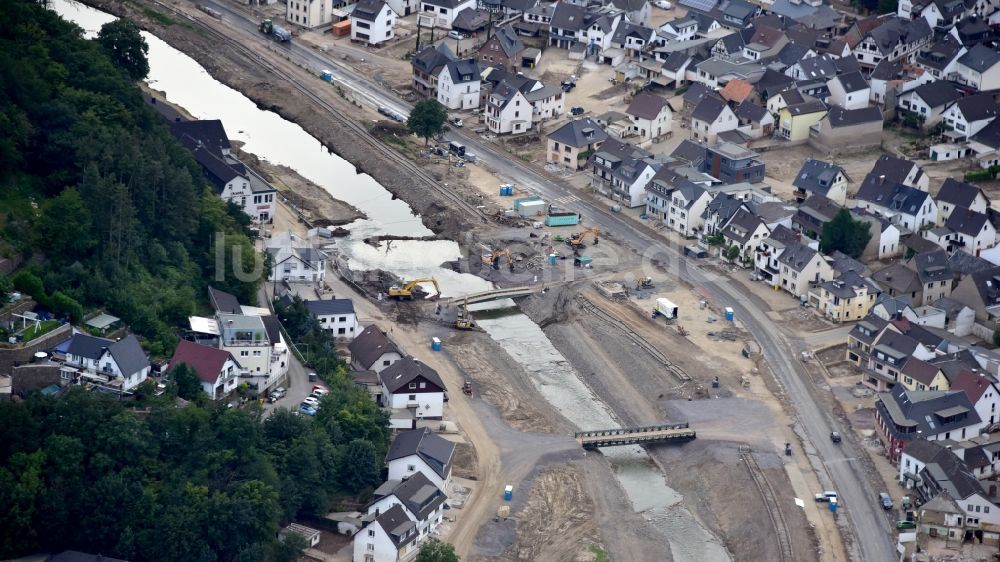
[724,307,734,321]
[549,253,557,265]
[829,498,838,513]
[431,337,442,351]
[320,69,333,82]
[504,485,513,501]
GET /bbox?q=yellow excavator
[482,248,514,271]
[388,277,441,300]
[566,228,601,251]
[455,297,475,329]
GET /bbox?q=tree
[0,274,12,304]
[704,232,725,247]
[98,20,150,80]
[407,99,448,145]
[723,244,740,262]
[993,328,1000,348]
[11,271,44,301]
[36,189,95,259]
[170,364,204,401]
[416,539,460,562]
[877,0,898,13]
[820,209,872,259]
[338,439,380,493]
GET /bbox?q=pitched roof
[67,333,113,361]
[734,101,768,122]
[877,385,981,441]
[304,299,356,316]
[901,357,941,386]
[872,262,922,294]
[491,24,525,57]
[108,335,149,378]
[793,159,847,196]
[371,471,447,521]
[443,58,481,84]
[936,177,984,208]
[827,105,883,128]
[682,82,712,106]
[547,117,609,148]
[950,93,1000,123]
[719,79,753,103]
[972,117,1000,149]
[776,242,819,272]
[550,1,588,31]
[352,0,389,20]
[380,356,446,393]
[373,504,418,548]
[386,427,455,479]
[958,43,1000,72]
[722,208,765,244]
[412,43,456,75]
[870,154,919,185]
[914,249,954,283]
[951,370,997,405]
[945,207,990,237]
[169,120,231,153]
[870,58,903,80]
[169,340,237,383]
[856,174,930,215]
[209,286,242,314]
[626,92,671,121]
[349,325,400,370]
[671,139,707,165]
[910,80,962,108]
[916,34,965,71]
[691,95,727,122]
[784,98,828,116]
[832,70,869,93]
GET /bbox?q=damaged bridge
[574,422,696,449]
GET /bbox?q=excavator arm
[389,277,441,300]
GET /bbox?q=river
[51,0,491,297]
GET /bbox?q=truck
[259,19,292,42]
[654,298,678,320]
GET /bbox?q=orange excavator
[482,248,514,271]
[566,228,600,251]
[388,277,441,300]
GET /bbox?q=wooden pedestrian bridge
[574,422,696,449]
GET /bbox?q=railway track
[740,446,793,562]
[144,0,487,222]
[575,296,692,382]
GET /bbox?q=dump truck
[259,19,292,42]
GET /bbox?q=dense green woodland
[0,1,259,356]
[0,3,391,560]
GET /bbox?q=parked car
[448,30,464,40]
[814,491,838,503]
[302,396,321,408]
[879,492,893,511]
[830,431,842,443]
[570,106,585,116]
[452,117,464,127]
[312,384,329,393]
[268,387,286,403]
[654,0,672,8]
[312,387,330,397]
[298,404,318,416]
[896,520,916,529]
[561,81,576,92]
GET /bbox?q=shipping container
[655,298,679,320]
[517,200,546,217]
[332,20,351,36]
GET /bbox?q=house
[168,340,241,400]
[380,357,446,424]
[874,263,924,304]
[437,59,481,110]
[664,180,712,237]
[742,25,787,61]
[61,333,150,392]
[871,153,929,191]
[625,92,672,143]
[808,106,884,156]
[420,0,477,27]
[484,80,532,134]
[875,385,983,463]
[946,207,997,256]
[897,357,950,391]
[938,178,990,224]
[792,193,842,238]
[914,34,967,81]
[411,43,456,98]
[913,249,956,305]
[700,142,765,184]
[846,314,891,366]
[366,472,447,542]
[548,2,588,48]
[819,270,881,323]
[915,450,1000,538]
[589,140,658,208]
[734,101,774,140]
[386,427,455,490]
[691,96,738,144]
[825,71,871,111]
[351,0,396,45]
[855,174,937,231]
[611,21,656,58]
[216,313,277,387]
[776,242,833,299]
[350,325,403,373]
[266,231,327,283]
[352,504,420,562]
[609,0,651,26]
[478,24,524,73]
[953,370,1000,426]
[450,8,490,36]
[908,0,971,29]
[721,0,759,29]
[793,159,850,205]
[766,88,805,119]
[853,16,932,69]
[777,99,828,141]
[286,0,334,27]
[897,80,962,128]
[941,94,1000,141]
[304,299,359,338]
[720,208,769,266]
[719,79,754,105]
[956,44,1000,91]
[660,16,698,42]
[209,285,243,315]
[546,118,609,170]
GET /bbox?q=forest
[0,0,259,357]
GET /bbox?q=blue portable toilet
[724,307,734,321]
[504,485,513,501]
[829,499,838,513]
[320,69,333,82]
[549,253,557,265]
[431,337,442,351]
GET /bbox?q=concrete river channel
[53,2,730,558]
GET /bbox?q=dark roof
[945,207,990,237]
[373,504,418,548]
[754,68,795,96]
[959,43,1000,72]
[443,58,481,84]
[776,42,811,66]
[962,266,1000,307]
[820,270,877,299]
[691,95,727,122]
[261,315,281,347]
[734,101,768,122]
[797,53,838,80]
[209,286,242,314]
[380,356,446,393]
[386,427,455,479]
[870,154,918,185]
[793,159,846,196]
[662,51,692,72]
[722,208,765,244]
[871,58,903,80]
[937,177,984,208]
[682,82,712,106]
[352,0,389,20]
[723,0,757,21]
[490,24,524,58]
[612,22,655,45]
[877,386,982,442]
[627,92,671,120]
[948,246,996,274]
[867,17,931,56]
[785,98,828,115]
[108,335,149,378]
[950,93,1000,123]
[825,105,883,128]
[774,88,805,106]
[671,139,707,165]
[776,242,819,272]
[972,118,1000,150]
[451,8,490,32]
[67,334,112,360]
[373,471,447,521]
[856,174,930,215]
[916,35,965,71]
[170,340,237,384]
[169,120,231,153]
[349,325,400,370]
[872,262,922,294]
[921,445,987,500]
[423,0,472,7]
[412,43,457,75]
[304,298,356,316]
[914,249,954,283]
[833,70,869,93]
[547,117,609,148]
[910,80,962,109]
[549,2,588,31]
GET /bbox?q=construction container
[513,195,544,213]
[431,337,442,351]
[332,20,351,36]
[655,298,678,320]
[545,208,580,226]
[517,200,546,218]
[724,307,734,321]
[320,70,333,81]
[503,485,513,501]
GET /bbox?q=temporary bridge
[574,422,696,449]
[450,286,537,305]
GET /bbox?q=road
[166,4,894,560]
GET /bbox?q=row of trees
[0,2,259,356]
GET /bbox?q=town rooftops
[959,43,1000,72]
[304,298,355,317]
[784,98,828,115]
[872,262,922,294]
[548,118,609,148]
[910,80,962,108]
[491,24,524,57]
[386,427,455,479]
[952,370,996,405]
[900,357,941,386]
[352,0,388,21]
[871,154,920,185]
[914,249,955,283]
[374,504,418,548]
[916,34,965,71]
[170,120,231,153]
[169,340,238,384]
[549,1,588,31]
[671,139,707,165]
[832,70,869,93]
[734,101,769,122]
[349,325,400,369]
[776,242,819,272]
[381,356,446,393]
[368,471,446,521]
[949,93,1000,123]
[946,207,990,237]
[794,159,847,197]
[208,286,242,314]
[856,174,930,215]
[877,385,981,440]
[412,43,457,75]
[921,447,987,501]
[683,82,713,106]
[691,95,728,122]
[627,92,671,121]
[867,16,931,55]
[937,177,985,208]
[443,58,481,84]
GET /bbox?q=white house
[940,93,1000,141]
[169,340,241,401]
[625,92,672,143]
[937,178,990,224]
[776,242,834,299]
[855,174,938,231]
[955,44,1000,91]
[826,71,871,111]
[304,298,359,339]
[349,325,403,373]
[953,370,1000,427]
[720,208,770,266]
[217,313,273,384]
[792,159,851,205]
[386,427,456,491]
[436,59,480,110]
[62,333,151,392]
[690,95,738,144]
[667,182,712,237]
[365,472,446,543]
[660,16,698,41]
[266,231,327,283]
[485,80,532,134]
[583,10,623,52]
[945,207,997,256]
[897,80,962,127]
[287,0,334,27]
[351,0,396,45]
[419,0,476,28]
[352,504,420,562]
[380,357,446,422]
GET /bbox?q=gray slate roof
[381,356,446,393]
[547,117,609,148]
[386,427,455,479]
[950,93,1000,123]
[945,207,990,237]
[937,178,985,208]
[910,80,962,109]
[304,299,355,316]
[209,286,242,314]
[691,95,727,122]
[793,159,846,197]
[959,43,1000,72]
[443,58,481,84]
[352,0,388,21]
[627,92,670,121]
[824,105,883,128]
[856,174,930,216]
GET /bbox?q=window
[241,351,249,357]
[383,360,391,366]
[419,382,426,389]
[409,382,417,389]
[407,464,416,472]
[367,544,374,551]
[409,394,417,401]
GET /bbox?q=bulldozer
[388,277,441,300]
[482,248,514,272]
[455,297,475,329]
[566,228,601,251]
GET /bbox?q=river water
[52,3,729,558]
[51,0,491,297]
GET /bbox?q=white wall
[387,456,449,490]
[384,389,445,418]
[317,312,360,338]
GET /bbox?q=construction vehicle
[462,380,473,395]
[482,248,514,271]
[455,298,475,329]
[635,276,654,290]
[566,228,601,251]
[259,19,292,42]
[388,278,441,300]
